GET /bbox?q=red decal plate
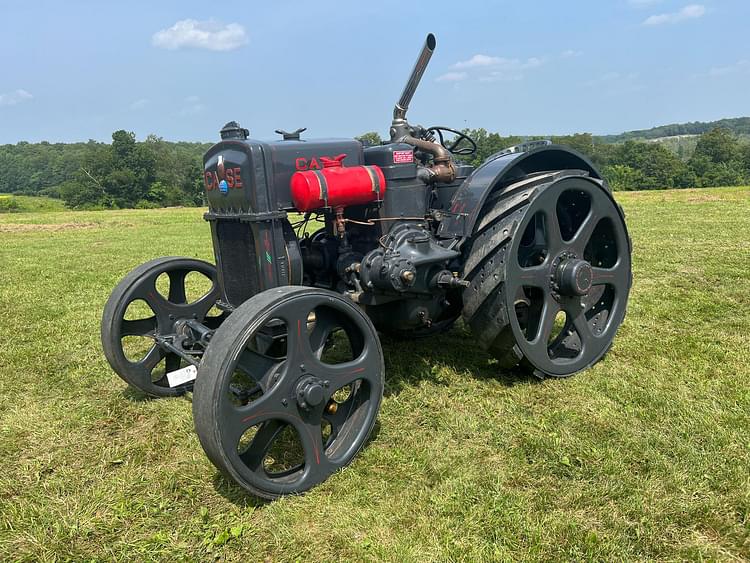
[393,150,414,164]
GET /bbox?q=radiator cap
[220,121,249,140]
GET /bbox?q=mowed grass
[0,194,66,213]
[0,187,748,561]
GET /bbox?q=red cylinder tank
[290,154,386,212]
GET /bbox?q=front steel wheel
[192,286,384,499]
[101,257,223,397]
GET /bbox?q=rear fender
[437,144,603,240]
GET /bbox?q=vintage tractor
[102,34,631,498]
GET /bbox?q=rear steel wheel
[101,257,223,397]
[462,172,631,377]
[192,286,384,499]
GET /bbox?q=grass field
[0,194,66,214]
[0,187,748,561]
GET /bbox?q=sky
[0,0,748,144]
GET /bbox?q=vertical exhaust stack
[390,33,436,141]
[389,33,454,183]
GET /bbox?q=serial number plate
[166,365,197,387]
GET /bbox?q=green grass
[0,187,748,561]
[0,194,66,213]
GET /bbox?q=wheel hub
[555,258,593,296]
[295,376,325,410]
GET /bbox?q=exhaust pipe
[392,33,436,122]
[389,34,454,184]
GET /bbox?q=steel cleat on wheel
[192,286,384,499]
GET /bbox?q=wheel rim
[104,259,222,395]
[210,291,383,496]
[505,177,631,376]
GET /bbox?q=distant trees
[1,126,748,210]
[356,132,383,147]
[462,126,749,191]
[0,132,210,209]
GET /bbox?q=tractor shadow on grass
[378,322,539,398]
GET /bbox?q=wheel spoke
[591,259,629,289]
[126,272,159,302]
[569,210,598,254]
[289,416,327,471]
[568,307,593,352]
[219,353,299,448]
[309,313,338,359]
[237,348,282,382]
[151,353,181,387]
[167,270,188,304]
[276,308,314,364]
[240,419,287,473]
[517,265,550,289]
[137,344,163,370]
[313,350,381,391]
[121,317,156,337]
[165,353,181,373]
[531,295,559,345]
[543,208,563,254]
[323,396,353,436]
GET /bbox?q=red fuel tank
[290,154,386,212]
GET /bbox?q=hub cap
[556,258,593,296]
[296,376,326,410]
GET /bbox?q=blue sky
[0,0,748,144]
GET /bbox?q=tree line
[0,132,210,209]
[459,127,750,191]
[1,127,748,210]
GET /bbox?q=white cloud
[0,89,33,107]
[179,95,204,116]
[561,49,583,59]
[444,53,545,83]
[130,98,149,110]
[707,60,750,77]
[452,54,503,69]
[152,19,248,51]
[643,4,705,25]
[584,72,643,95]
[478,72,523,83]
[436,71,467,82]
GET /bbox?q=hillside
[596,116,750,143]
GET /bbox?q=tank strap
[311,170,329,206]
[364,166,382,199]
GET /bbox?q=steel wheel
[101,257,223,397]
[463,172,631,377]
[193,286,384,499]
[507,176,631,376]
